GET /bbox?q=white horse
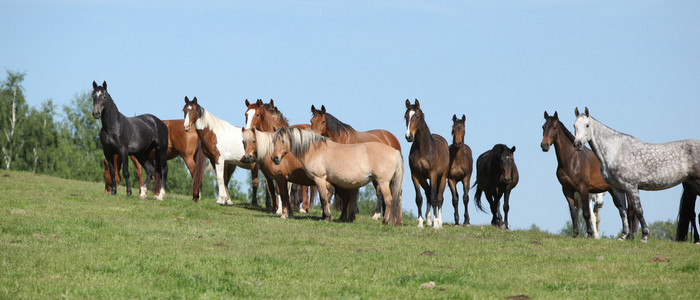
[573,107,700,242]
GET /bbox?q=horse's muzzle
[573,141,584,151]
[405,134,414,143]
[92,111,101,119]
[541,142,550,152]
[271,156,281,165]
[241,154,254,163]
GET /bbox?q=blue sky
[3,0,700,235]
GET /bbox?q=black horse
[676,182,699,244]
[91,81,169,199]
[474,144,519,229]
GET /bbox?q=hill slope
[1,171,698,299]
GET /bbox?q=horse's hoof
[299,208,307,214]
[641,236,648,243]
[372,213,381,220]
[139,195,147,200]
[463,223,471,227]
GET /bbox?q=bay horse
[244,99,316,213]
[103,155,142,194]
[541,111,637,238]
[310,104,402,220]
[270,127,404,225]
[448,114,473,226]
[91,81,168,200]
[404,99,449,228]
[182,96,273,208]
[241,128,323,219]
[102,119,207,201]
[573,107,700,242]
[474,144,519,229]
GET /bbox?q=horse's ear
[415,99,420,109]
[245,99,250,107]
[92,81,98,90]
[574,107,580,117]
[269,99,274,107]
[184,96,190,103]
[544,111,549,119]
[511,146,516,153]
[311,105,316,113]
[102,81,107,90]
[256,99,263,106]
[405,99,411,108]
[321,105,326,114]
[553,111,558,120]
[461,114,466,123]
[192,97,198,105]
[584,107,590,116]
[452,114,457,122]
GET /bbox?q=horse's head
[91,81,109,119]
[271,127,291,165]
[498,145,517,184]
[573,107,591,151]
[541,111,559,152]
[182,96,202,132]
[310,105,328,135]
[241,128,258,163]
[404,99,423,142]
[451,114,466,147]
[244,99,265,130]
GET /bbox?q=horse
[541,111,637,239]
[270,127,404,225]
[244,98,317,213]
[102,119,207,201]
[182,96,273,208]
[447,114,474,226]
[677,182,700,244]
[241,128,323,219]
[103,155,142,194]
[404,99,450,228]
[474,144,519,229]
[91,81,168,200]
[573,107,700,242]
[310,104,402,220]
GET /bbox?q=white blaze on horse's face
[573,115,591,150]
[405,110,415,141]
[245,108,256,130]
[183,105,193,131]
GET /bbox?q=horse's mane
[556,119,576,143]
[197,105,231,132]
[322,112,356,136]
[264,103,289,126]
[274,127,327,157]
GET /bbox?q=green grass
[1,170,699,299]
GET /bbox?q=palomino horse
[182,96,273,208]
[474,144,519,229]
[103,119,207,201]
[310,104,402,220]
[448,114,474,226]
[103,155,142,194]
[404,99,449,228]
[91,81,168,200]
[270,127,404,225]
[573,107,700,242]
[241,128,323,219]
[541,111,637,239]
[244,99,316,213]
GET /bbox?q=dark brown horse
[448,114,473,226]
[244,99,316,213]
[103,120,207,201]
[404,99,449,228]
[311,104,402,220]
[541,111,637,238]
[474,144,519,229]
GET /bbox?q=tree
[54,91,103,181]
[0,70,28,170]
[15,100,59,173]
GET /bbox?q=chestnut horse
[270,127,403,225]
[541,111,636,238]
[474,144,519,229]
[182,96,273,208]
[103,119,207,201]
[404,99,449,229]
[244,99,316,213]
[92,81,168,200]
[310,104,402,220]
[448,114,473,226]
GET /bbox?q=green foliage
[1,170,699,299]
[0,70,29,170]
[357,184,417,221]
[648,219,679,241]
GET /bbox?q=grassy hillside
[1,170,698,299]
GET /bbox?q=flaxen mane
[274,127,327,157]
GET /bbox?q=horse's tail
[676,182,696,241]
[474,182,487,213]
[389,150,404,226]
[191,139,207,202]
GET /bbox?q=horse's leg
[411,175,425,228]
[563,188,579,237]
[377,181,393,225]
[299,185,308,213]
[155,148,168,201]
[118,148,133,197]
[435,173,447,229]
[448,178,459,225]
[105,152,118,195]
[372,181,384,221]
[314,178,332,222]
[247,167,261,208]
[609,188,630,241]
[338,188,350,221]
[137,157,154,199]
[462,178,471,226]
[588,193,601,239]
[593,193,604,238]
[578,188,594,238]
[213,161,229,205]
[485,191,498,227]
[503,189,512,230]
[625,188,649,242]
[346,188,359,222]
[277,179,292,219]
